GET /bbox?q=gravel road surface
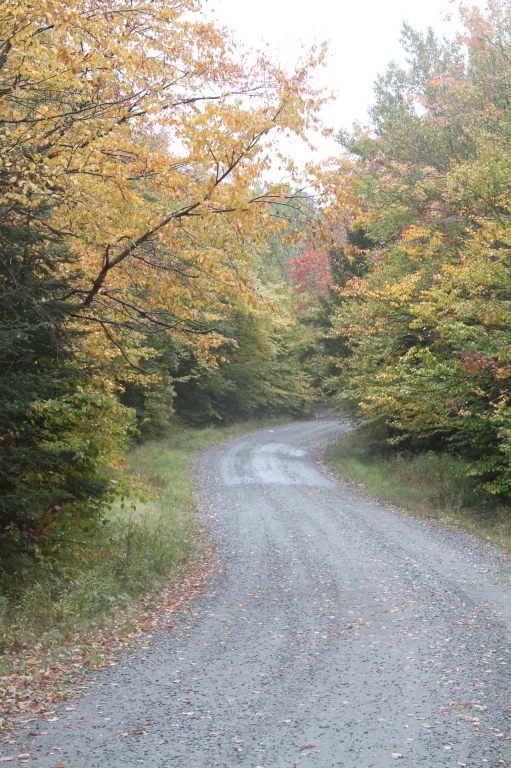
[18,417,511,767]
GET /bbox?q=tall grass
[324,423,511,554]
[0,417,292,653]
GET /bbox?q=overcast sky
[209,0,486,166]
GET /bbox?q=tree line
[4,0,511,577]
[322,0,511,501]
[0,0,326,570]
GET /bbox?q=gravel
[20,417,511,767]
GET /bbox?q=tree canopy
[330,0,511,497]
[0,0,326,567]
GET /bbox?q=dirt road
[28,418,511,767]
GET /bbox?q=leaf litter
[0,549,216,733]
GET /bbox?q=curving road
[28,417,511,767]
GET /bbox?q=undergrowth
[324,422,511,555]
[0,416,291,653]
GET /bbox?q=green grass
[324,423,511,555]
[0,416,293,653]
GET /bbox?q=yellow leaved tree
[0,0,327,564]
[2,0,328,360]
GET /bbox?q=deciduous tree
[330,0,511,497]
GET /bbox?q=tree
[1,0,328,364]
[0,206,134,570]
[0,0,327,568]
[330,1,511,497]
[173,301,312,426]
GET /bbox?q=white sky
[208,0,486,167]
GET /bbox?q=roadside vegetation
[0,417,294,721]
[286,2,511,544]
[0,0,319,723]
[325,422,511,555]
[4,0,511,725]
[325,3,511,502]
[0,0,319,593]
[0,0,319,708]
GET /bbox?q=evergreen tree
[0,207,131,572]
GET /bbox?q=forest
[330,1,511,503]
[2,0,511,682]
[0,0,331,573]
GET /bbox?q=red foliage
[459,349,511,378]
[286,249,332,312]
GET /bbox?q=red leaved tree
[286,249,332,313]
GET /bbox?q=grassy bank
[0,416,292,721]
[324,424,511,556]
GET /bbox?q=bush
[325,422,488,515]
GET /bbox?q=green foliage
[118,335,177,441]
[158,196,318,427]
[0,210,135,572]
[330,2,511,500]
[174,304,312,426]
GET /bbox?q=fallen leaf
[300,744,315,749]
[392,754,405,760]
[159,739,169,744]
[55,764,65,768]
[130,729,147,735]
[0,759,14,763]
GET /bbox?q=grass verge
[0,416,293,727]
[324,423,511,556]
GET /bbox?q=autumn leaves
[0,0,326,560]
[328,1,511,499]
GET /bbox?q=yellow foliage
[1,0,328,365]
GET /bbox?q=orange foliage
[1,0,329,363]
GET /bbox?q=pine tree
[0,206,131,571]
